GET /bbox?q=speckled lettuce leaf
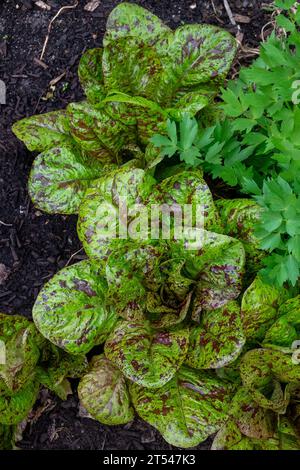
[167,92,210,120]
[37,351,88,400]
[105,241,166,321]
[130,366,235,448]
[0,379,39,425]
[67,101,135,163]
[28,146,117,214]
[186,301,245,369]
[146,169,221,232]
[0,314,41,393]
[104,3,170,46]
[12,110,73,152]
[240,348,300,412]
[78,48,106,104]
[212,392,300,450]
[216,198,264,275]
[170,230,245,312]
[102,4,170,98]
[78,355,134,425]
[241,276,289,342]
[32,260,117,354]
[0,424,15,450]
[102,92,166,146]
[105,320,189,388]
[102,4,237,107]
[77,165,156,262]
[263,295,300,348]
[155,24,238,106]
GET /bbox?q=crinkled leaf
[130,366,235,448]
[12,110,73,152]
[78,48,106,104]
[78,355,134,425]
[240,348,300,412]
[37,351,88,400]
[29,147,117,214]
[105,320,189,388]
[186,301,245,369]
[0,379,39,425]
[33,260,117,354]
[170,230,245,312]
[0,314,41,393]
[241,276,289,342]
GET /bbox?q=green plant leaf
[78,355,134,425]
[12,110,73,152]
[130,366,235,448]
[0,379,39,425]
[77,165,156,263]
[240,348,300,412]
[0,314,42,393]
[32,260,117,355]
[78,48,106,104]
[240,276,289,342]
[105,320,189,388]
[186,301,245,369]
[170,230,245,312]
[28,147,117,214]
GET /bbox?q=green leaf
[105,320,189,388]
[240,348,300,411]
[103,4,237,105]
[186,301,245,369]
[12,110,73,152]
[0,314,42,393]
[78,48,106,103]
[170,230,245,311]
[241,276,289,341]
[32,260,117,355]
[77,165,156,263]
[28,147,116,214]
[67,101,133,162]
[130,366,235,448]
[216,198,263,273]
[0,379,39,425]
[78,355,134,425]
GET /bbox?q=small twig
[223,0,236,26]
[40,1,78,61]
[65,247,84,267]
[0,220,12,227]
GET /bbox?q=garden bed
[0,0,273,451]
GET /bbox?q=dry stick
[223,0,236,26]
[65,247,84,267]
[40,1,79,61]
[0,220,12,227]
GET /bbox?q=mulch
[0,0,273,451]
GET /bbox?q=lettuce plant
[0,313,87,448]
[10,1,300,451]
[12,2,237,216]
[29,162,300,449]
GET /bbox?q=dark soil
[0,0,272,451]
